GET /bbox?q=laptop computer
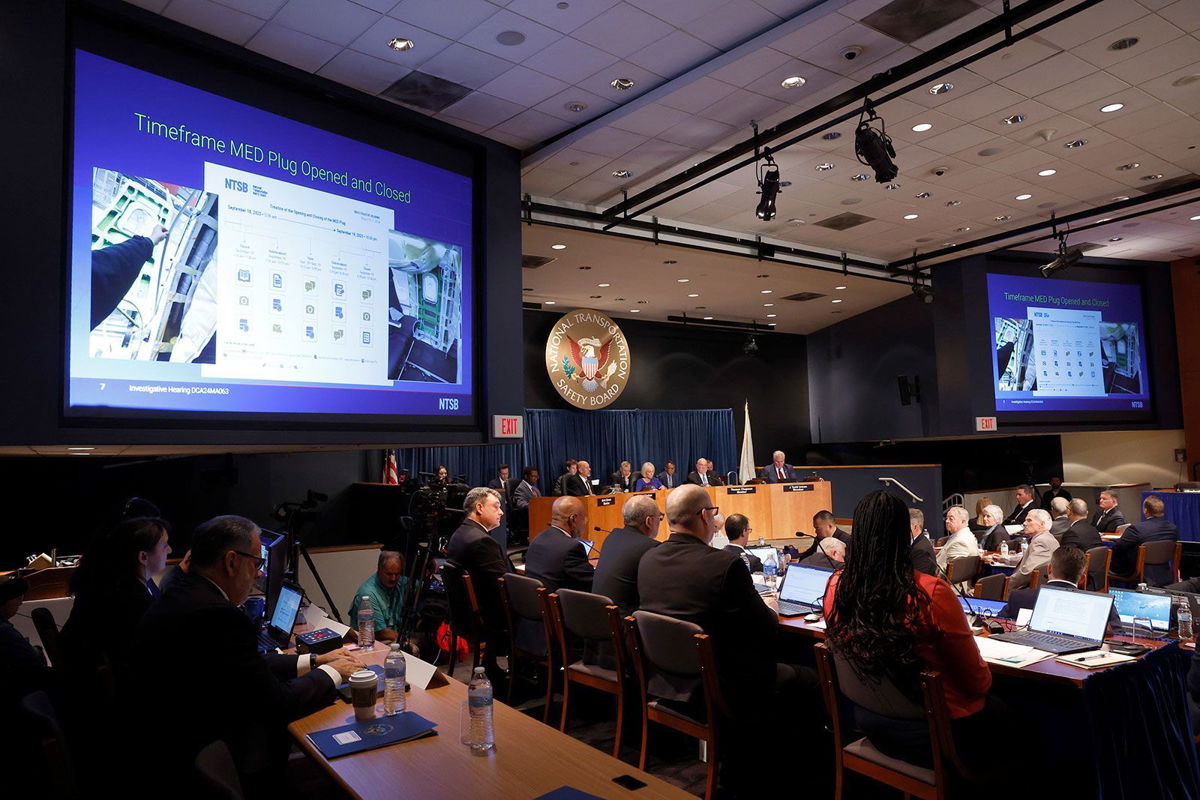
[747,546,777,567]
[257,582,303,653]
[776,565,834,617]
[991,586,1114,655]
[579,539,596,557]
[1109,588,1171,635]
[959,597,1007,618]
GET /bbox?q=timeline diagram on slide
[205,163,392,387]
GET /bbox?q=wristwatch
[310,653,318,671]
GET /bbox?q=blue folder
[307,712,438,758]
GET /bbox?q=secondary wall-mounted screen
[68,51,474,423]
[986,272,1150,414]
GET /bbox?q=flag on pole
[738,401,756,484]
[383,450,398,485]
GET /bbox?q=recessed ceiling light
[1064,139,1087,148]
[1108,37,1139,51]
[835,285,846,290]
[544,300,556,305]
[597,282,610,287]
[1038,169,1057,177]
[929,82,954,95]
[761,289,773,294]
[577,265,591,270]
[615,297,626,301]
[629,309,639,313]
[886,183,901,191]
[756,274,770,278]
[832,299,843,304]
[70,452,91,456]
[1190,215,1200,221]
[551,243,566,250]
[945,199,961,207]
[676,278,689,283]
[815,162,835,171]
[612,169,633,178]
[387,37,415,51]
[915,192,931,199]
[851,173,870,181]
[781,75,807,89]
[995,215,1012,222]
[911,123,933,132]
[1141,173,1164,181]
[767,313,777,318]
[1002,114,1025,125]
[523,287,533,292]
[496,30,526,46]
[763,303,775,307]
[903,213,919,220]
[1109,236,1124,242]
[687,293,699,297]
[556,1,570,8]
[1100,102,1124,113]
[787,218,805,224]
[956,226,971,232]
[703,316,713,320]
[1015,193,1032,200]
[1112,196,1130,202]
[822,131,841,140]
[565,101,587,113]
[663,260,677,264]
[1116,162,1140,171]
[610,77,635,90]
[590,295,601,299]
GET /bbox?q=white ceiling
[122,0,1200,332]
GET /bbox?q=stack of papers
[973,635,1052,667]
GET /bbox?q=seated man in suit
[657,460,679,489]
[610,460,635,493]
[800,536,846,571]
[686,457,722,487]
[1060,498,1102,552]
[1002,484,1036,526]
[486,463,511,510]
[593,494,661,616]
[760,450,798,483]
[0,576,53,711]
[525,495,594,593]
[1040,476,1072,511]
[986,508,1059,591]
[1049,497,1071,539]
[1092,489,1127,533]
[347,550,406,644]
[998,545,1119,629]
[908,507,937,576]
[723,514,762,571]
[446,487,511,684]
[1112,495,1179,586]
[565,459,596,497]
[638,484,820,796]
[937,506,981,588]
[552,459,577,496]
[977,503,1011,552]
[134,515,361,796]
[798,510,853,562]
[512,466,541,509]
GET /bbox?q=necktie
[778,466,785,480]
[701,473,708,486]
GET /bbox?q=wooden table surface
[288,648,695,800]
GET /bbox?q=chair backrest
[947,555,981,585]
[195,740,245,800]
[500,573,545,623]
[556,588,617,642]
[1028,568,1041,590]
[1143,539,1177,565]
[17,691,76,799]
[30,606,63,670]
[1115,523,1131,535]
[499,574,549,658]
[829,647,925,721]
[23,567,74,601]
[1083,547,1111,591]
[440,562,483,640]
[631,610,703,677]
[973,573,1008,601]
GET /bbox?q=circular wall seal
[544,309,632,410]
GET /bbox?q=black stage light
[1041,237,1082,277]
[756,156,781,221]
[911,283,933,303]
[855,101,898,183]
[743,335,759,355]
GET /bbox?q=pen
[1076,653,1108,662]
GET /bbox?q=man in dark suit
[446,487,511,685]
[593,495,662,616]
[512,466,541,509]
[798,510,853,562]
[610,460,635,493]
[1003,484,1037,526]
[565,459,596,497]
[908,508,937,576]
[134,516,360,796]
[998,545,1119,629]
[1112,495,1179,586]
[686,457,723,487]
[638,484,820,796]
[1060,498,1102,552]
[551,459,577,496]
[1092,490,1127,533]
[486,464,510,498]
[1040,476,1072,512]
[722,513,763,571]
[525,495,594,593]
[656,460,678,489]
[760,450,798,483]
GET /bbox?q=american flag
[383,450,398,485]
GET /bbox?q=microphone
[726,471,737,485]
[593,525,620,534]
[939,561,990,629]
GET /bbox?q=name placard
[596,496,616,507]
[783,484,815,492]
[727,486,757,495]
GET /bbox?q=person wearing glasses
[593,494,662,617]
[134,515,362,794]
[638,484,821,797]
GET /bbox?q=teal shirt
[349,573,407,632]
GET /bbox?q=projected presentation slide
[987,273,1150,413]
[68,51,473,419]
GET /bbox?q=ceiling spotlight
[1064,139,1088,148]
[911,284,933,303]
[761,289,773,294]
[1002,114,1026,125]
[945,199,961,207]
[743,335,758,355]
[763,303,775,307]
[1141,173,1164,181]
[687,293,699,297]
[1040,234,1083,278]
[387,37,415,51]
[544,300,556,305]
[1117,162,1140,171]
[1109,37,1139,51]
[1100,102,1124,113]
[1038,169,1057,177]
[855,101,898,183]
[676,278,689,283]
[886,183,902,190]
[629,309,640,313]
[903,213,919,220]
[598,282,610,287]
[929,82,954,95]
[1109,236,1124,242]
[915,192,931,199]
[767,314,777,318]
[577,265,591,270]
[1191,215,1200,221]
[590,295,601,299]
[822,131,842,140]
[551,243,567,250]
[610,77,635,90]
[781,75,807,89]
[911,123,933,132]
[787,218,805,224]
[703,316,713,320]
[851,173,871,181]
[832,299,844,304]
[755,150,782,221]
[496,30,526,46]
[956,226,971,232]
[1112,195,1130,202]
[995,215,1012,222]
[815,162,836,171]
[612,169,633,178]
[565,101,588,113]
[835,285,846,290]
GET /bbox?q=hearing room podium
[527,482,832,552]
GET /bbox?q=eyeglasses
[233,550,266,569]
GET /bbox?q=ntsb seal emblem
[545,309,631,410]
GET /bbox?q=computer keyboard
[993,630,1090,654]
[778,601,816,617]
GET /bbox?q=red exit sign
[975,416,998,432]
[493,415,524,438]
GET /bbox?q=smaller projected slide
[987,273,1150,413]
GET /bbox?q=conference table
[288,646,694,800]
[528,482,833,550]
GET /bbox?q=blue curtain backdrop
[390,443,521,486]
[523,408,737,491]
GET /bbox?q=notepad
[307,712,437,758]
[1055,650,1137,670]
[973,635,1051,667]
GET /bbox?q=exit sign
[493,414,524,438]
[975,416,998,432]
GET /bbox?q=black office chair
[440,562,487,676]
[195,740,245,800]
[31,606,64,669]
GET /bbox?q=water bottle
[764,556,778,589]
[999,541,1009,558]
[757,535,765,547]
[357,595,375,651]
[467,667,495,752]
[1137,583,1149,592]
[1179,598,1193,642]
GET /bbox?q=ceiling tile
[389,0,501,40]
[790,20,905,78]
[419,43,514,89]
[708,46,794,87]
[532,86,619,122]
[245,22,341,70]
[767,11,856,54]
[459,8,563,61]
[491,108,570,142]
[682,0,782,50]
[271,0,380,45]
[316,48,409,94]
[966,37,1060,81]
[933,83,1024,122]
[572,126,650,158]
[479,65,570,105]
[1035,72,1131,112]
[627,30,720,78]
[164,0,265,44]
[697,89,786,128]
[626,0,726,27]
[1105,34,1200,84]
[1064,85,1161,124]
[440,91,526,126]
[1074,16,1186,70]
[573,3,677,59]
[657,116,738,148]
[432,114,490,134]
[658,76,740,113]
[507,0,620,33]
[206,0,286,17]
[1034,0,1152,50]
[1158,0,1200,33]
[522,166,584,196]
[997,51,1098,95]
[609,103,694,137]
[523,37,620,84]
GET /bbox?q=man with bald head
[524,495,593,592]
[593,494,662,616]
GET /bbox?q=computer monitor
[747,546,777,567]
[1109,588,1172,631]
[258,528,288,618]
[960,597,1007,617]
[269,583,303,636]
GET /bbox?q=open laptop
[991,586,1114,655]
[257,582,303,653]
[1109,588,1172,635]
[776,565,834,617]
[959,597,1007,618]
[747,546,777,568]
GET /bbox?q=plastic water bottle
[357,595,375,651]
[764,557,778,589]
[1178,598,1193,642]
[384,643,407,715]
[467,667,495,752]
[757,535,765,547]
[999,541,1009,558]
